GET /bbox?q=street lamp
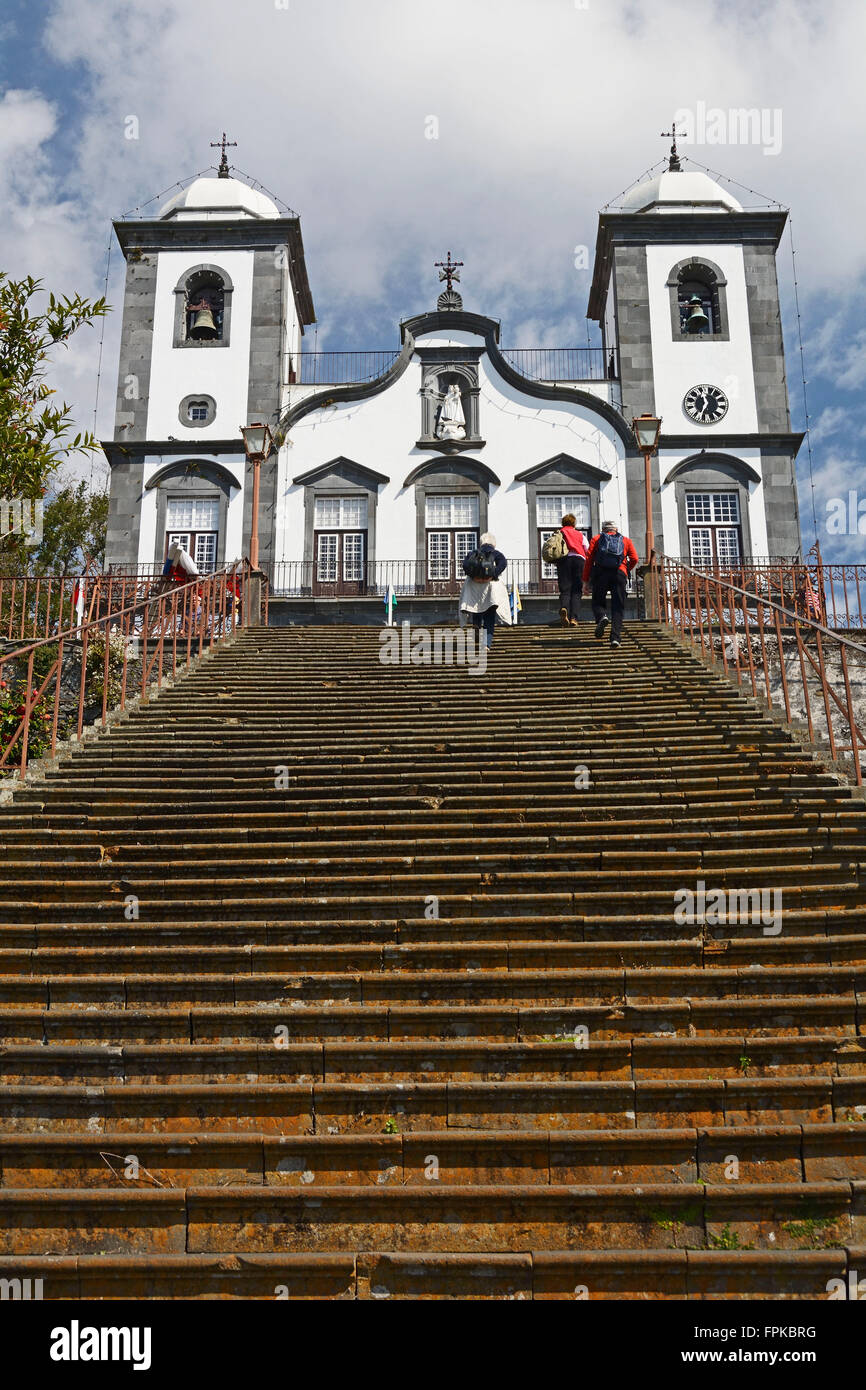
[632,413,662,563]
[240,422,275,570]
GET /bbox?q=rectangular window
[166,498,219,531]
[536,493,590,529]
[314,495,368,529]
[316,533,339,582]
[427,531,452,581]
[686,492,742,567]
[424,494,479,528]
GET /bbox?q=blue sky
[1,0,864,558]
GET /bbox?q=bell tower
[103,148,315,576]
[588,136,802,563]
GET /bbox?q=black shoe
[594,616,609,639]
[610,637,621,649]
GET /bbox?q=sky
[1,0,864,557]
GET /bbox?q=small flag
[384,583,397,626]
[804,572,822,621]
[510,579,522,624]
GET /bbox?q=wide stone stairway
[1,621,865,1300]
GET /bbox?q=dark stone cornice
[293,457,390,487]
[144,458,243,491]
[276,333,416,437]
[102,438,246,466]
[514,453,613,484]
[401,310,501,344]
[664,453,762,485]
[658,431,804,454]
[403,458,501,489]
[113,216,315,326]
[588,208,789,321]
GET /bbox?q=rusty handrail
[651,558,866,786]
[0,559,253,778]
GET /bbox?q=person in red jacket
[554,511,588,627]
[582,520,639,650]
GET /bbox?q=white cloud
[1,0,864,513]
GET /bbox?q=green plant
[782,1216,837,1248]
[709,1223,753,1250]
[382,1117,399,1134]
[739,1055,752,1074]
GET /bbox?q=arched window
[173,264,234,348]
[667,259,729,341]
[184,271,224,341]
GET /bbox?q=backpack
[596,530,625,570]
[541,530,568,564]
[463,547,498,581]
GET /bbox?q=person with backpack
[582,520,639,650]
[542,511,588,627]
[459,532,510,648]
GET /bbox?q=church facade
[103,151,803,618]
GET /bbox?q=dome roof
[158,175,280,221]
[621,169,742,214]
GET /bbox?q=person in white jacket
[458,532,512,648]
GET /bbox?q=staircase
[1,621,865,1301]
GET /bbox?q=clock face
[683,383,729,425]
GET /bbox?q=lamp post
[632,413,662,564]
[240,423,274,571]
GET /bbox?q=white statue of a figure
[436,383,466,440]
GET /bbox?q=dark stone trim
[102,439,246,464]
[152,470,231,570]
[659,431,804,453]
[113,217,315,326]
[404,458,500,489]
[412,465,491,571]
[279,316,631,447]
[588,208,789,321]
[401,310,501,345]
[414,438,487,453]
[666,256,730,342]
[277,334,416,436]
[178,393,217,429]
[144,459,242,492]
[294,457,390,487]
[298,463,381,564]
[664,458,754,563]
[515,452,613,485]
[665,452,762,486]
[172,263,233,349]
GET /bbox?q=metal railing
[0,561,254,778]
[286,347,618,386]
[686,559,866,632]
[288,351,400,385]
[651,558,866,786]
[268,559,638,599]
[1,573,85,646]
[500,347,618,382]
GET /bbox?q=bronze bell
[685,294,710,335]
[188,302,218,340]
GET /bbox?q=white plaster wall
[274,325,629,565]
[645,242,758,434]
[147,250,255,441]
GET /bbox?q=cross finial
[210,131,238,179]
[435,251,464,294]
[660,123,682,172]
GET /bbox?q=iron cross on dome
[435,252,464,293]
